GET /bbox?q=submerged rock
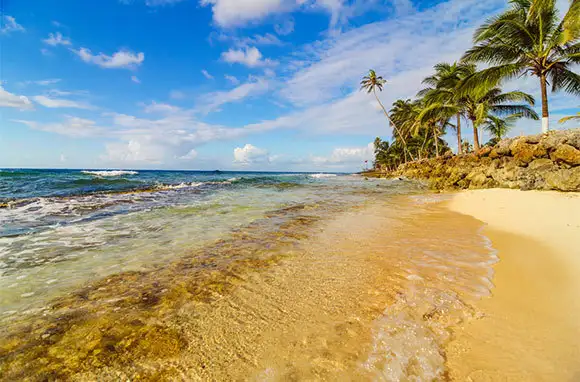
[388,128,580,192]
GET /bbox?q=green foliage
[461,0,580,123]
[367,0,579,170]
[559,112,580,124]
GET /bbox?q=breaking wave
[81,170,139,177]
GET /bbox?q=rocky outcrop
[390,129,580,192]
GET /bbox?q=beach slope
[446,189,580,381]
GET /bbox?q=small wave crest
[81,170,138,177]
[310,173,337,179]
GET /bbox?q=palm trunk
[540,73,549,133]
[456,113,462,155]
[373,89,412,162]
[471,117,480,152]
[433,125,439,157]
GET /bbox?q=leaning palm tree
[419,62,476,154]
[361,70,410,161]
[559,112,580,123]
[461,0,580,133]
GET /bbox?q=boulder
[495,138,515,156]
[528,158,554,171]
[524,133,543,144]
[543,167,580,192]
[550,144,580,166]
[477,146,492,157]
[540,130,569,152]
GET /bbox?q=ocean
[0,169,497,380]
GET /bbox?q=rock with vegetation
[378,129,580,192]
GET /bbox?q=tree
[559,112,580,123]
[462,0,580,133]
[419,62,476,154]
[361,70,410,161]
[421,84,539,151]
[483,114,521,143]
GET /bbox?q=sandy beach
[445,189,580,381]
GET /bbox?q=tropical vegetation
[559,112,580,124]
[366,0,579,171]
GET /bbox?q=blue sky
[0,0,578,171]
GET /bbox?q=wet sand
[446,189,580,381]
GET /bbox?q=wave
[309,173,337,179]
[156,182,205,190]
[81,170,138,177]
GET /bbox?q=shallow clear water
[0,169,415,319]
[0,169,498,380]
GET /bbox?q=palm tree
[483,114,520,143]
[559,112,580,123]
[419,62,475,154]
[420,85,539,151]
[361,70,410,161]
[462,0,580,133]
[464,87,539,150]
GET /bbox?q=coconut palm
[559,112,580,123]
[483,114,520,144]
[419,62,476,154]
[461,0,580,133]
[420,85,539,151]
[361,70,410,161]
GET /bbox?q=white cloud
[60,153,67,163]
[33,95,94,110]
[73,48,145,69]
[216,32,283,47]
[221,46,276,67]
[37,79,62,86]
[15,116,102,137]
[227,0,506,143]
[200,0,288,27]
[0,87,33,110]
[233,144,270,165]
[170,90,186,99]
[1,16,25,34]
[20,79,61,87]
[52,21,64,28]
[224,75,240,85]
[312,142,374,166]
[199,0,349,28]
[180,149,198,160]
[43,32,72,46]
[131,75,141,83]
[201,69,214,79]
[197,77,270,113]
[142,101,182,114]
[100,112,252,165]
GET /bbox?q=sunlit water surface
[0,169,497,380]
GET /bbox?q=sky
[0,0,578,171]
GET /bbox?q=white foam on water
[310,173,337,179]
[81,170,138,177]
[158,182,205,190]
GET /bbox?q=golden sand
[446,189,580,381]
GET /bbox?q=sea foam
[81,170,138,177]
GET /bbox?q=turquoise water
[0,169,416,319]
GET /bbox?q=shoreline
[445,189,580,380]
[2,187,579,379]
